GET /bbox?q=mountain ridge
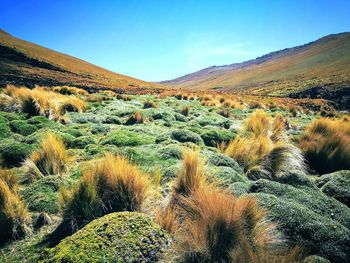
[161,32,350,105]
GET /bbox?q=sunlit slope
[163,33,350,96]
[0,30,161,91]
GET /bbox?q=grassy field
[0,86,349,262]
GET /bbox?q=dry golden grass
[143,100,156,108]
[162,183,303,262]
[217,108,230,118]
[53,86,89,96]
[180,106,190,116]
[125,111,145,125]
[0,170,29,244]
[0,169,18,190]
[172,149,205,198]
[157,149,303,262]
[244,109,272,137]
[2,85,86,121]
[54,153,149,238]
[271,113,287,142]
[224,110,305,177]
[299,117,350,174]
[25,132,71,178]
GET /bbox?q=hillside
[0,30,162,92]
[162,33,350,107]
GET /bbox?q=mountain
[0,30,161,92]
[162,33,350,107]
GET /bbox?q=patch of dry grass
[299,117,350,174]
[25,132,71,178]
[125,111,145,125]
[1,85,86,121]
[48,153,149,244]
[0,169,29,245]
[224,110,305,178]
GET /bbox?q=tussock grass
[25,132,70,178]
[224,110,305,178]
[217,108,230,118]
[143,100,156,108]
[174,188,302,263]
[1,85,86,121]
[172,149,205,198]
[48,153,149,245]
[125,111,145,125]
[53,86,88,96]
[158,151,303,263]
[299,118,350,174]
[0,169,29,245]
[180,106,190,116]
[244,109,272,137]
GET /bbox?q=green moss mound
[42,212,170,263]
[71,136,96,149]
[27,116,58,129]
[171,129,204,145]
[316,170,350,207]
[21,175,72,213]
[101,130,155,147]
[247,178,350,262]
[200,129,234,147]
[0,142,34,167]
[10,120,38,136]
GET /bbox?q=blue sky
[1,0,349,81]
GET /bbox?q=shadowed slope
[0,30,162,92]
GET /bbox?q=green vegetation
[0,90,349,263]
[42,212,170,263]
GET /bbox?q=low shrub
[180,106,190,116]
[43,212,169,263]
[200,129,234,147]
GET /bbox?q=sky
[1,0,350,81]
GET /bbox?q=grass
[0,169,29,245]
[1,85,86,122]
[299,117,350,174]
[0,90,348,262]
[125,111,145,125]
[25,132,70,178]
[158,151,304,263]
[173,188,303,263]
[224,109,306,178]
[172,148,205,198]
[47,153,150,245]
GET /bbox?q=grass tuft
[299,118,350,174]
[0,169,30,245]
[47,153,149,245]
[25,132,70,178]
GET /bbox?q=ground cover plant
[0,85,349,263]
